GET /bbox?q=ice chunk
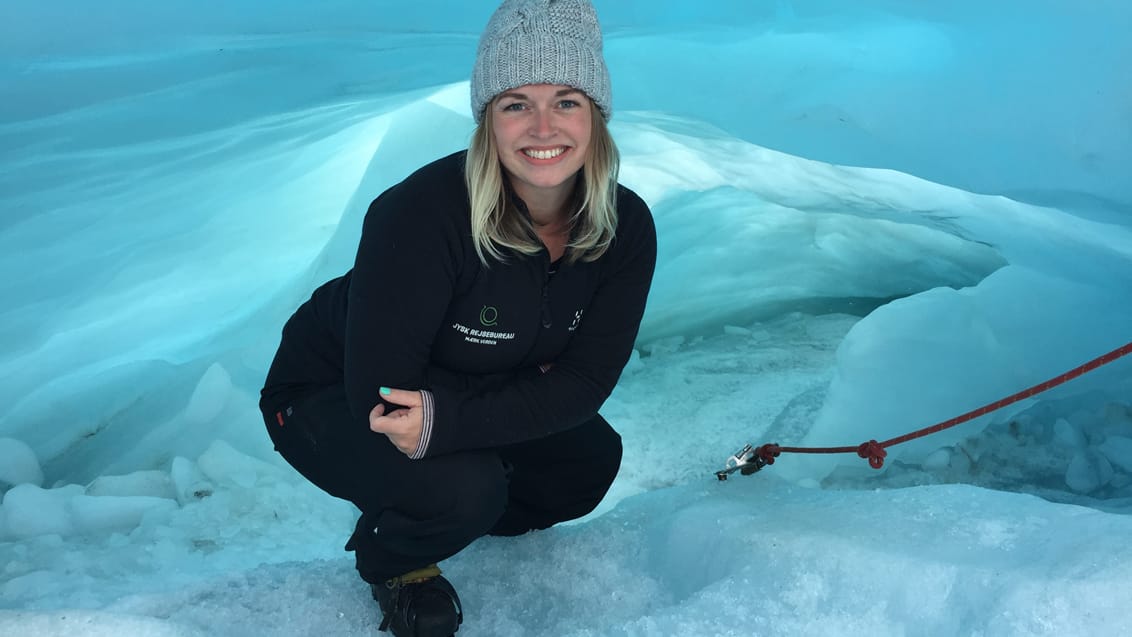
[69,494,177,534]
[0,438,43,488]
[182,363,233,426]
[3,482,176,538]
[170,456,214,504]
[922,448,951,470]
[1,484,82,539]
[723,325,753,336]
[1098,436,1132,473]
[1065,449,1114,494]
[949,448,972,475]
[1053,418,1087,449]
[86,470,177,500]
[196,440,284,489]
[644,335,685,356]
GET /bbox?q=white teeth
[523,147,566,160]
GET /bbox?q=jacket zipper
[540,261,553,328]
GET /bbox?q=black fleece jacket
[261,150,656,459]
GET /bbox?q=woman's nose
[529,109,555,136]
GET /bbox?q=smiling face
[490,83,594,213]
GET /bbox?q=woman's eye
[501,102,526,112]
[558,100,580,109]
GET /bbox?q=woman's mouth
[522,147,568,160]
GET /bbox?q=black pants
[261,384,622,583]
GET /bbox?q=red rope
[755,341,1132,469]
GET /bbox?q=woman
[259,1,656,635]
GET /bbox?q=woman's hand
[369,387,424,457]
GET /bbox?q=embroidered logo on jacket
[479,306,499,327]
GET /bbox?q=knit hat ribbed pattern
[471,0,611,123]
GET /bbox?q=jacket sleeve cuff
[408,389,436,460]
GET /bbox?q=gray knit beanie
[471,0,611,124]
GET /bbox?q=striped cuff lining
[408,390,435,460]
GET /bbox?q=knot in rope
[757,444,781,465]
[857,440,887,469]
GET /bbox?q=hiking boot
[372,564,463,636]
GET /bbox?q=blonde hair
[464,100,620,266]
